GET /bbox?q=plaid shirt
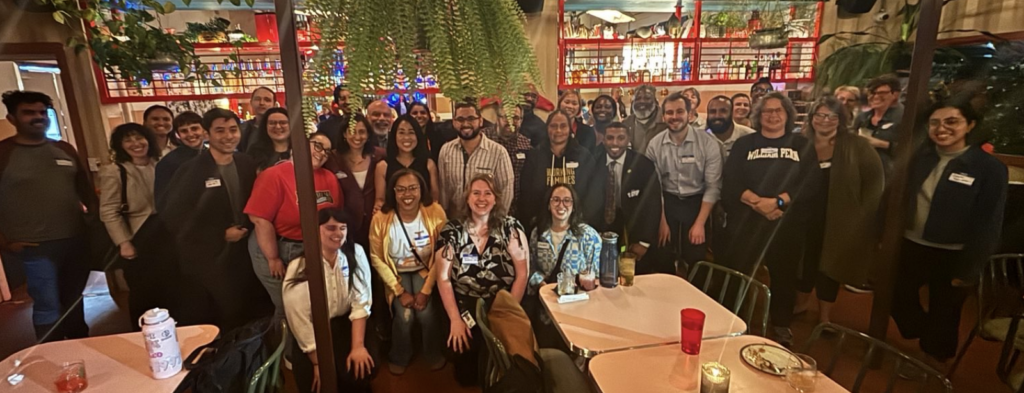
[483,125,532,215]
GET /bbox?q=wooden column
[868,0,945,341]
[273,0,338,392]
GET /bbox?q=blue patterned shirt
[527,224,602,294]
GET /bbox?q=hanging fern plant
[303,0,540,125]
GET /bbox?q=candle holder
[700,362,730,393]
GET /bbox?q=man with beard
[589,95,618,140]
[484,105,532,217]
[519,90,549,147]
[0,91,96,341]
[238,87,276,153]
[591,122,663,274]
[159,108,272,330]
[367,100,395,149]
[645,92,723,271]
[316,84,352,148]
[155,111,207,206]
[437,101,514,213]
[705,96,755,158]
[624,84,667,154]
[750,77,774,106]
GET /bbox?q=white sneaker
[845,284,873,294]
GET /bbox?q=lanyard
[397,215,426,267]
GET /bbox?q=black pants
[891,239,969,360]
[723,220,805,329]
[662,193,707,267]
[522,292,570,352]
[292,314,379,393]
[798,219,840,303]
[448,294,487,387]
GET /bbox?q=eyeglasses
[869,89,893,96]
[394,185,420,194]
[512,116,523,122]
[752,87,772,94]
[928,117,965,128]
[550,197,574,206]
[310,141,326,153]
[268,121,289,128]
[454,116,479,124]
[812,113,840,121]
[322,224,347,232]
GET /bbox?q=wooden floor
[0,271,1014,392]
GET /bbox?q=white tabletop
[590,335,849,393]
[540,274,747,357]
[1,325,219,392]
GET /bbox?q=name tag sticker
[516,153,526,160]
[819,162,832,169]
[461,253,479,265]
[55,159,74,167]
[627,189,640,198]
[680,156,697,164]
[460,310,477,329]
[205,178,222,188]
[336,172,348,179]
[881,123,895,130]
[949,172,975,186]
[413,233,430,248]
[566,161,579,169]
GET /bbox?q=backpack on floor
[174,317,275,393]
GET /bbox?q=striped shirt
[483,126,532,215]
[437,133,514,213]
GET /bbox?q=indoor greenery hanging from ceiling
[303,0,541,121]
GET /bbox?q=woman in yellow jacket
[369,168,448,375]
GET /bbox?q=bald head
[367,100,393,136]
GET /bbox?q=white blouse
[282,244,373,353]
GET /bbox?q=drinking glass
[54,360,88,393]
[618,252,636,287]
[680,308,706,355]
[784,354,818,393]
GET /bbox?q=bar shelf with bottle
[558,0,823,89]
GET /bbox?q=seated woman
[435,174,529,386]
[282,208,377,393]
[525,183,601,349]
[368,169,447,375]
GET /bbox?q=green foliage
[182,17,231,42]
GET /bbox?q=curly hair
[382,168,434,213]
[535,183,585,238]
[110,123,161,163]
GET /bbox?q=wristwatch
[776,196,786,210]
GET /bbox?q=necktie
[605,161,618,225]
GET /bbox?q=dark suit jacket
[154,146,201,208]
[591,148,662,247]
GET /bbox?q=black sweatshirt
[519,140,603,230]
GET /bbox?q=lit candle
[700,362,730,393]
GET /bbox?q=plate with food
[740,343,802,376]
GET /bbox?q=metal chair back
[949,253,1024,376]
[801,322,954,393]
[247,320,289,393]
[687,261,771,336]
[476,298,513,388]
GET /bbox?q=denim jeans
[0,236,90,339]
[389,271,443,367]
[248,235,305,318]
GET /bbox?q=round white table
[540,273,747,357]
[590,335,849,392]
[1,325,218,391]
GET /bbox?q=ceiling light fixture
[586,10,635,24]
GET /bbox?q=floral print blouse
[438,216,525,300]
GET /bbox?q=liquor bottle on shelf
[681,56,691,80]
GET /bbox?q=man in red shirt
[245,134,343,316]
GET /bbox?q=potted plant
[748,3,790,49]
[705,12,745,38]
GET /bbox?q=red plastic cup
[681,308,706,355]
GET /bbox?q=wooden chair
[801,322,954,393]
[687,261,771,336]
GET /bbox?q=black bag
[174,317,276,393]
[87,163,130,271]
[485,354,545,393]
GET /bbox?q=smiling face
[706,99,733,134]
[604,126,629,159]
[176,122,206,149]
[868,85,899,111]
[733,96,751,120]
[395,119,418,154]
[759,98,787,134]
[662,97,689,132]
[394,174,422,211]
[121,132,150,162]
[811,106,840,136]
[346,121,369,151]
[928,107,974,152]
[207,117,241,155]
[751,82,772,104]
[683,89,699,108]
[266,112,289,143]
[633,90,656,119]
[310,134,332,170]
[410,105,430,128]
[320,217,348,252]
[549,186,574,223]
[367,101,393,136]
[468,179,496,217]
[9,102,50,138]
[547,113,571,146]
[559,93,581,118]
[453,107,482,140]
[144,109,173,137]
[592,97,615,123]
[835,90,858,112]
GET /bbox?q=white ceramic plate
[740,343,801,376]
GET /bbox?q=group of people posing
[0,72,1007,391]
